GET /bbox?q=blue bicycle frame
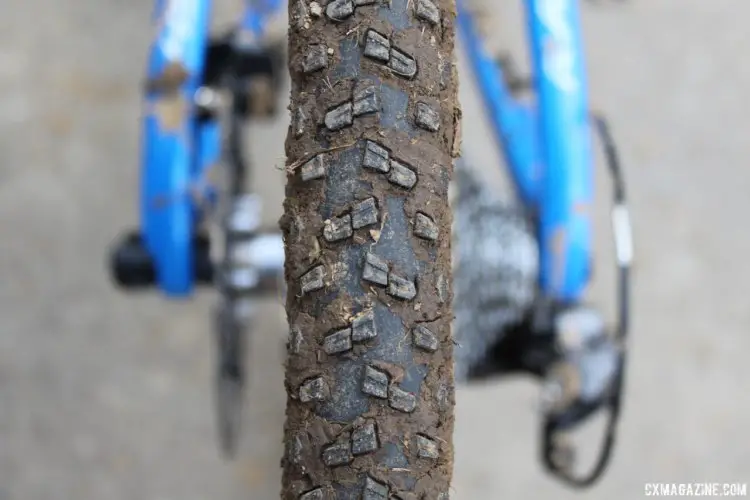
[141,0,593,304]
[142,0,210,295]
[142,0,280,296]
[458,0,593,303]
[126,0,629,486]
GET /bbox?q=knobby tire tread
[280,0,460,497]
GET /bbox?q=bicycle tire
[279,0,460,496]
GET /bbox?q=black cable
[543,113,631,487]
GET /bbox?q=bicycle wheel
[279,0,460,496]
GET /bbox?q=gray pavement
[2,0,749,498]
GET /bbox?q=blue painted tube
[526,0,593,301]
[141,0,214,296]
[457,2,542,206]
[240,0,284,42]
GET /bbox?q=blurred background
[2,0,749,498]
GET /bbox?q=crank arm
[214,299,247,458]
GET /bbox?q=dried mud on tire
[279,0,460,496]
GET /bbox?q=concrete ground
[1,0,749,498]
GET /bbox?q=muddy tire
[279,0,460,496]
